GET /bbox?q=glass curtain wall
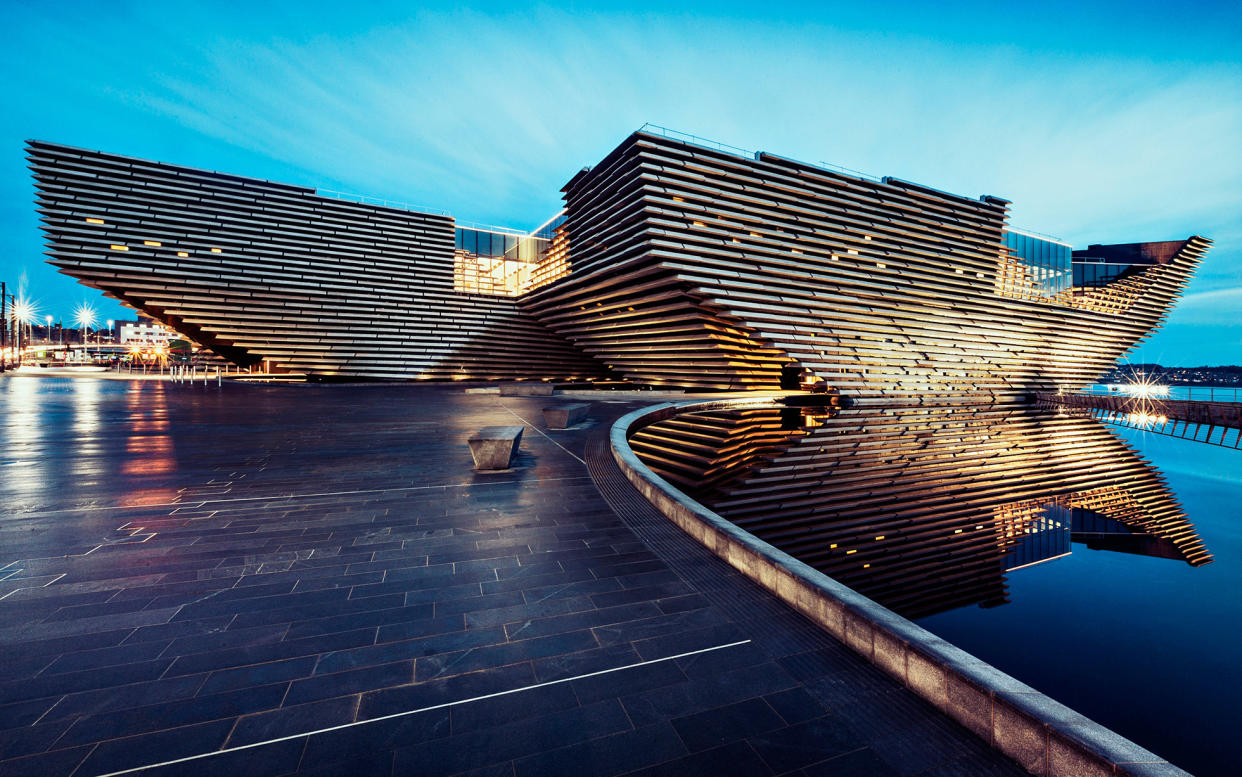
[1003,230,1073,298]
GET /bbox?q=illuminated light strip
[109,244,128,251]
[528,208,568,237]
[84,217,104,224]
[94,640,752,777]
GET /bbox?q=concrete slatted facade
[30,130,1208,394]
[27,140,606,380]
[629,403,1212,619]
[522,131,1209,398]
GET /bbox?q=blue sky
[3,0,1239,364]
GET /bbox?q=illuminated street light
[45,315,53,343]
[106,319,114,343]
[10,296,37,325]
[74,302,97,356]
[10,296,38,357]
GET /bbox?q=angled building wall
[29,131,1207,393]
[27,140,606,380]
[522,131,1208,399]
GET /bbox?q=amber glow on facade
[27,128,1207,387]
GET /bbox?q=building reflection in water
[630,403,1212,620]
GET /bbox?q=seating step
[543,402,591,429]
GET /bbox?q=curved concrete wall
[611,396,1193,777]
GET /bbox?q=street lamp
[73,303,97,359]
[45,315,53,344]
[106,319,114,343]
[10,296,37,361]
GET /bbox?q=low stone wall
[611,397,1192,777]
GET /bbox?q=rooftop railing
[636,123,755,159]
[316,188,451,217]
[635,122,884,184]
[317,189,556,236]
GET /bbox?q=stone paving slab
[0,377,1026,777]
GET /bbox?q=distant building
[118,316,178,348]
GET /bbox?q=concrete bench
[468,426,524,470]
[543,402,591,430]
[499,382,555,397]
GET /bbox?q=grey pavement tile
[0,697,60,730]
[286,660,413,705]
[512,721,688,777]
[621,740,775,777]
[0,718,74,760]
[228,695,360,746]
[0,384,1033,777]
[0,744,93,777]
[671,697,786,752]
[130,738,309,777]
[764,686,830,726]
[414,629,598,683]
[392,698,631,775]
[358,661,536,720]
[798,747,900,777]
[531,642,642,683]
[72,718,236,776]
[747,715,861,773]
[41,671,209,722]
[450,681,580,734]
[620,661,801,728]
[504,601,662,642]
[164,627,379,676]
[0,657,175,705]
[55,681,288,746]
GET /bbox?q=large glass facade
[1073,258,1137,288]
[453,217,569,296]
[1003,230,1072,297]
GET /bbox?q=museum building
[27,127,1209,399]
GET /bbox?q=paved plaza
[0,377,1026,776]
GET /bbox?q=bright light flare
[1126,412,1169,428]
[10,296,38,324]
[1121,377,1170,399]
[73,303,98,329]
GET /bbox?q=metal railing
[1079,384,1242,403]
[318,190,548,237]
[637,123,754,159]
[1005,226,1069,245]
[316,189,451,217]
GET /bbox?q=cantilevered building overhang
[522,130,1209,398]
[27,140,606,380]
[29,129,1208,392]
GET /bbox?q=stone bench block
[543,402,591,429]
[469,425,524,470]
[499,383,554,396]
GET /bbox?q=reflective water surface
[632,401,1239,777]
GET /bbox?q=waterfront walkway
[0,378,1025,777]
